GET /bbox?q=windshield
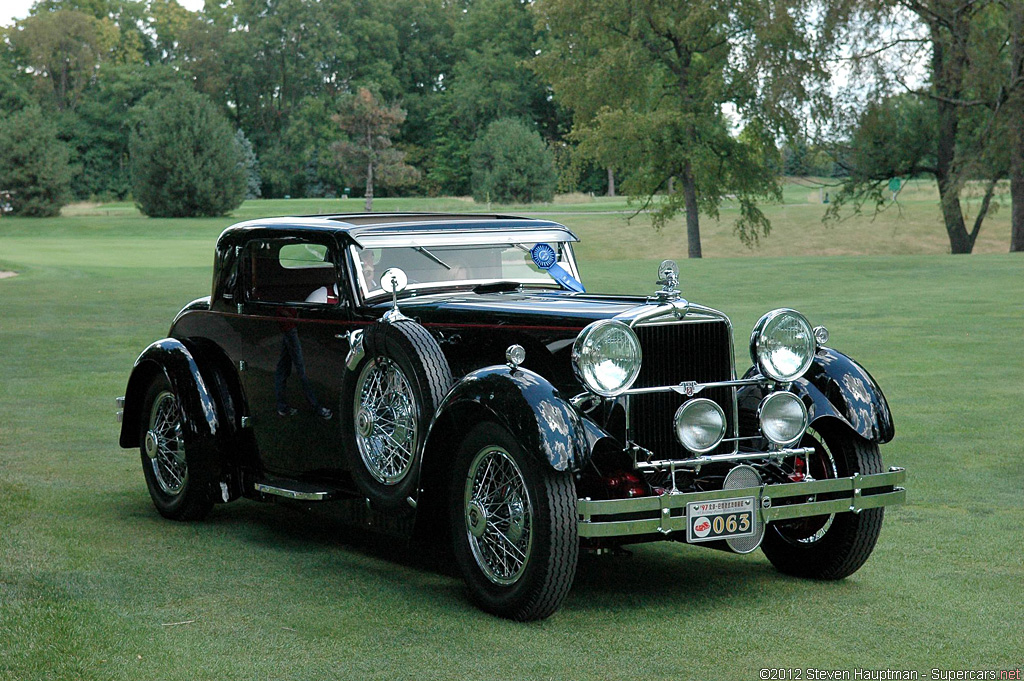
[353,242,580,299]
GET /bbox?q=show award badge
[530,243,585,293]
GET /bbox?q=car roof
[218,213,579,248]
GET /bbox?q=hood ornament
[655,260,680,301]
[380,268,411,322]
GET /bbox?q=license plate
[686,497,756,543]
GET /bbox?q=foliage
[234,129,262,199]
[824,0,1024,254]
[65,63,186,200]
[7,9,120,111]
[331,86,419,210]
[0,106,73,216]
[534,0,819,256]
[470,118,556,204]
[129,86,246,217]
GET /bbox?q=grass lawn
[0,196,1022,680]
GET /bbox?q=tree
[332,86,418,211]
[234,129,262,199]
[535,0,817,257]
[8,9,119,111]
[1007,0,1024,252]
[824,0,1020,254]
[129,86,246,217]
[471,118,556,204]
[0,107,73,217]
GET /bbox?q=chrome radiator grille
[631,320,735,459]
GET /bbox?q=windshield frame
[348,237,584,305]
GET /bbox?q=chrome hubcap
[467,500,488,539]
[464,446,533,586]
[353,358,418,485]
[147,390,187,496]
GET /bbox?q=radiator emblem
[673,381,702,397]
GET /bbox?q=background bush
[129,86,246,217]
[471,118,556,204]
[0,106,73,217]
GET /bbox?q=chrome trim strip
[634,446,815,470]
[623,376,763,396]
[255,483,330,501]
[577,467,906,538]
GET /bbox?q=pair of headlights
[672,391,808,453]
[571,308,817,454]
[571,308,817,397]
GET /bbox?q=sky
[1,0,206,26]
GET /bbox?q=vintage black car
[117,213,905,620]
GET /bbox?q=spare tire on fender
[341,319,453,508]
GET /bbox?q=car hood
[367,289,653,329]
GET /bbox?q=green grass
[1,201,1022,680]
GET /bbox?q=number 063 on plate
[687,498,756,542]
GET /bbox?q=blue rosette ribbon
[531,243,585,293]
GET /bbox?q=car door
[233,234,350,477]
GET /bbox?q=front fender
[119,338,221,449]
[427,366,590,472]
[740,347,894,444]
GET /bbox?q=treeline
[1,0,1022,256]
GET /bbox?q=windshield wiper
[414,246,451,270]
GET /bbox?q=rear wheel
[450,422,578,621]
[139,374,214,521]
[761,423,884,579]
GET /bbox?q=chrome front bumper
[577,467,906,538]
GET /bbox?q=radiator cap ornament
[656,260,680,300]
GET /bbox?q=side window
[245,238,340,305]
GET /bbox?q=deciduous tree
[535,0,818,257]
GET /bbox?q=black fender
[423,366,591,475]
[739,347,895,444]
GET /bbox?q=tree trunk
[607,167,615,197]
[681,161,702,259]
[930,22,974,254]
[1012,155,1024,252]
[1010,4,1024,252]
[364,160,374,212]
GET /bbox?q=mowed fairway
[1,198,1022,680]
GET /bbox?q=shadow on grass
[115,490,815,616]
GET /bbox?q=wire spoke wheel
[776,428,838,544]
[145,390,188,496]
[761,422,885,580]
[354,358,418,485]
[464,445,534,586]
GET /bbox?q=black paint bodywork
[119,215,895,522]
[738,347,895,445]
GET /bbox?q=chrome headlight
[749,309,815,382]
[758,391,809,447]
[572,320,642,396]
[674,398,727,453]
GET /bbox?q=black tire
[341,320,452,508]
[761,423,884,580]
[450,422,578,621]
[139,374,214,521]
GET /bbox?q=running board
[255,481,338,501]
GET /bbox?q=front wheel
[761,423,884,579]
[450,422,578,621]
